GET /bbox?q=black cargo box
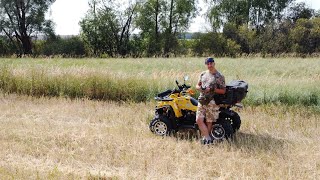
[214,80,248,105]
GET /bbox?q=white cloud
[297,0,320,8]
[49,0,89,35]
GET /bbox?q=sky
[48,0,320,35]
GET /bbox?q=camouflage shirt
[198,70,226,104]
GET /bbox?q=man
[195,57,226,144]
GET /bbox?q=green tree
[208,0,249,30]
[135,0,164,56]
[80,0,137,57]
[0,36,11,55]
[249,0,293,30]
[128,34,144,58]
[192,32,230,56]
[287,2,315,23]
[222,23,258,54]
[290,18,320,54]
[136,0,197,56]
[0,0,55,55]
[163,0,197,56]
[237,24,258,53]
[39,36,85,57]
[207,0,293,30]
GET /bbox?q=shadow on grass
[231,132,288,153]
[173,130,288,154]
[173,129,200,141]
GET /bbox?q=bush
[41,36,86,57]
[225,39,241,57]
[191,32,228,56]
[0,36,17,56]
[290,18,320,54]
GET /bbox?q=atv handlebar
[175,80,191,91]
[156,80,194,98]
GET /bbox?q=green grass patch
[0,57,319,106]
[0,65,162,102]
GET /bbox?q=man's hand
[196,82,203,91]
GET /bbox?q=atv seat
[154,96,173,101]
[157,90,172,98]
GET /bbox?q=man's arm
[196,73,203,91]
[196,81,202,91]
[214,74,226,94]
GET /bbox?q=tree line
[0,0,319,58]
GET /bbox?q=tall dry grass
[0,94,319,179]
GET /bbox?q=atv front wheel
[210,120,233,140]
[149,116,172,136]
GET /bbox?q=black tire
[149,118,157,133]
[149,116,173,136]
[230,111,241,132]
[220,111,241,132]
[210,120,234,140]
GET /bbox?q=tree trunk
[21,35,33,54]
[155,0,159,40]
[163,0,174,57]
[154,0,160,56]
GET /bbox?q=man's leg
[206,122,213,135]
[196,105,212,142]
[196,116,210,139]
[206,103,219,139]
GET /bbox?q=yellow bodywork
[155,90,197,118]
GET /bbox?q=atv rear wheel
[149,116,173,136]
[220,111,241,132]
[210,120,233,140]
[230,112,241,132]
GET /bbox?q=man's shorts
[196,100,220,123]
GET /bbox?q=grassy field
[0,57,319,106]
[0,57,319,179]
[0,94,319,179]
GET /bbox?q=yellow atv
[149,76,248,141]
